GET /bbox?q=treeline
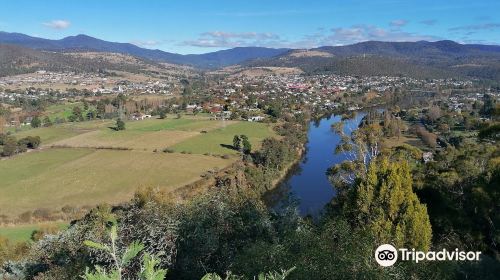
[0,134,40,157]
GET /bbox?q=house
[131,113,152,121]
[248,116,265,122]
[422,152,433,163]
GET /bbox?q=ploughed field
[0,116,275,217]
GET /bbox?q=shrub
[162,148,174,153]
[17,136,41,149]
[115,118,126,131]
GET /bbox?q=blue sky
[0,0,499,54]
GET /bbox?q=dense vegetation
[1,99,499,279]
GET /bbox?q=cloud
[130,40,161,48]
[43,20,71,30]
[390,19,408,27]
[183,31,282,48]
[420,19,437,26]
[182,24,441,49]
[321,24,440,45]
[200,31,280,40]
[449,23,500,31]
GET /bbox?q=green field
[50,118,235,151]
[43,102,83,121]
[0,222,67,243]
[12,126,84,144]
[2,117,275,218]
[171,121,275,155]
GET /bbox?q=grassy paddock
[0,222,67,243]
[171,121,275,155]
[50,118,234,150]
[1,118,273,220]
[0,148,233,217]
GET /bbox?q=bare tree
[329,121,383,186]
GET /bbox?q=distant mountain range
[0,32,289,68]
[249,41,500,79]
[1,31,500,79]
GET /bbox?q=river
[266,112,366,217]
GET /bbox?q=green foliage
[201,267,295,280]
[233,135,241,150]
[201,272,242,280]
[1,136,18,157]
[233,134,251,154]
[69,106,85,122]
[82,266,121,280]
[82,223,166,280]
[115,118,125,131]
[352,158,432,250]
[121,241,144,267]
[256,267,295,280]
[17,135,41,149]
[31,116,42,128]
[139,253,168,280]
[478,122,500,141]
[254,138,294,170]
[174,190,273,279]
[159,110,167,119]
[416,142,500,256]
[241,135,251,154]
[43,116,53,127]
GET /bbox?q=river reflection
[266,112,366,217]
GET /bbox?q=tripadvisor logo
[374,244,482,267]
[375,244,398,267]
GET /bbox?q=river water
[267,112,366,217]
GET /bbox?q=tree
[328,122,383,186]
[85,110,95,120]
[416,126,437,148]
[233,135,241,151]
[241,135,252,154]
[478,123,500,141]
[2,136,18,157]
[97,102,106,118]
[351,158,432,250]
[182,85,193,96]
[116,118,126,131]
[69,106,84,122]
[255,138,293,170]
[43,116,52,127]
[159,110,167,119]
[0,116,6,134]
[31,116,41,128]
[427,106,441,124]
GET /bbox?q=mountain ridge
[0,31,290,68]
[2,31,500,79]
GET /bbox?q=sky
[0,0,499,54]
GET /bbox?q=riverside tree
[349,158,432,250]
